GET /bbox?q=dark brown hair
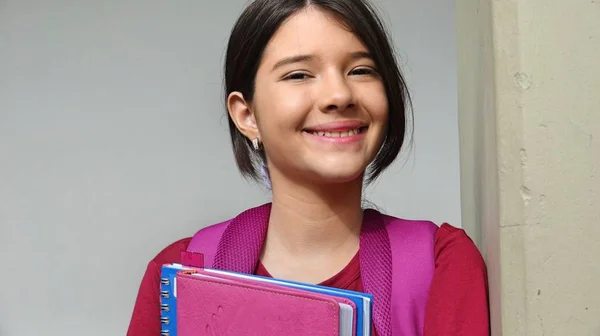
[224,0,412,183]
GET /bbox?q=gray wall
[0,1,459,335]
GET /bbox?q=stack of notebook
[160,259,373,336]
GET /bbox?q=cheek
[275,87,313,119]
[359,86,388,122]
[372,99,389,123]
[360,87,389,147]
[372,85,389,115]
[256,86,312,133]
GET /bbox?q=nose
[317,73,356,113]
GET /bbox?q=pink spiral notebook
[175,269,356,336]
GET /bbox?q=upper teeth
[310,128,361,137]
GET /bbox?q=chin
[307,165,366,185]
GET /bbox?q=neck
[264,169,364,258]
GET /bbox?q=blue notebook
[160,263,199,336]
[160,263,373,336]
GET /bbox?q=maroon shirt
[126,223,489,335]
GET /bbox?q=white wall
[0,1,459,335]
[462,0,600,335]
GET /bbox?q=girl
[127,0,489,335]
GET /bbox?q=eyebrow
[349,51,372,61]
[271,54,314,71]
[271,51,373,71]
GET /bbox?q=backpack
[186,203,437,336]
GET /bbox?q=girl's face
[229,7,388,185]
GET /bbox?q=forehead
[261,7,369,62]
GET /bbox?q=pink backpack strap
[384,213,437,336]
[359,210,393,335]
[185,203,271,271]
[185,219,230,267]
[360,210,437,336]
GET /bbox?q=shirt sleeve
[126,238,192,336]
[424,224,490,336]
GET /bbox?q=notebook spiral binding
[160,269,176,336]
[159,263,200,336]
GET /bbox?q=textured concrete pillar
[456,0,600,335]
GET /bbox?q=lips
[302,120,367,138]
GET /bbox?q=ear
[227,91,260,142]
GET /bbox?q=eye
[350,67,378,76]
[283,72,312,81]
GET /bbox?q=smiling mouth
[304,127,367,138]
